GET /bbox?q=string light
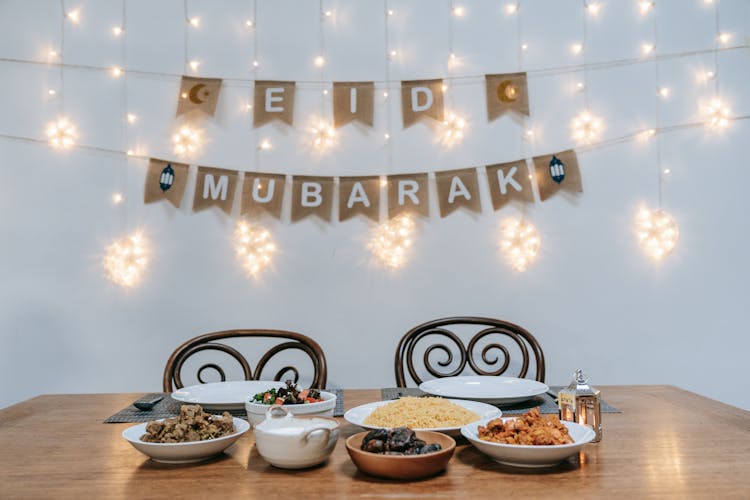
[188,17,200,27]
[172,125,202,157]
[368,214,416,269]
[505,3,518,15]
[66,9,80,24]
[48,50,58,59]
[112,193,125,204]
[571,110,603,143]
[635,207,679,261]
[585,2,601,15]
[188,60,200,71]
[388,9,395,16]
[258,138,272,150]
[46,118,77,149]
[452,6,465,17]
[103,232,149,288]
[314,55,325,67]
[311,120,336,151]
[576,81,585,91]
[245,19,254,27]
[642,43,655,55]
[324,10,333,17]
[658,86,670,98]
[233,220,276,279]
[639,1,654,15]
[499,217,541,272]
[126,113,137,124]
[521,43,528,50]
[48,89,57,96]
[717,32,730,44]
[389,49,398,57]
[703,97,731,129]
[440,112,467,147]
[112,26,124,36]
[571,43,583,55]
[252,60,259,67]
[111,66,123,77]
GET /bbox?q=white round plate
[171,380,281,410]
[122,417,250,464]
[343,398,500,436]
[419,376,549,405]
[461,417,595,468]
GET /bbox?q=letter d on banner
[401,79,444,127]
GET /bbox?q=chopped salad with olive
[251,380,324,405]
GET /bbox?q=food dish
[461,417,595,468]
[140,404,235,443]
[346,430,455,480]
[171,380,280,410]
[122,417,250,464]
[419,376,549,405]
[245,390,337,426]
[344,398,500,435]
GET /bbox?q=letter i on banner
[240,173,286,219]
[401,79,444,127]
[253,81,296,127]
[333,82,374,128]
[290,175,334,222]
[486,160,534,210]
[386,173,430,219]
[193,166,239,214]
[144,158,189,207]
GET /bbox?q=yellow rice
[363,397,480,428]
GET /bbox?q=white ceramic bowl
[245,390,336,426]
[461,417,596,468]
[253,405,339,469]
[122,417,250,464]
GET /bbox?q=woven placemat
[380,387,620,415]
[104,389,345,423]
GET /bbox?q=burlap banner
[193,166,238,214]
[176,76,222,118]
[290,176,334,222]
[144,158,189,208]
[486,160,534,210]
[254,80,295,127]
[401,79,444,127]
[435,168,482,218]
[339,176,380,222]
[241,173,286,220]
[485,73,529,121]
[533,150,583,202]
[333,82,374,128]
[386,173,430,219]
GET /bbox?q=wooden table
[1,386,749,499]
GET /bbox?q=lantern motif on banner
[549,155,565,184]
[159,164,175,192]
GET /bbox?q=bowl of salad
[245,380,337,426]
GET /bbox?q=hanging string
[447,0,455,110]
[581,0,590,110]
[183,0,191,74]
[651,1,663,207]
[384,0,394,172]
[252,0,261,172]
[58,0,66,115]
[119,0,130,227]
[516,1,528,161]
[318,0,326,117]
[713,0,720,97]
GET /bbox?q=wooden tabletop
[1,385,749,499]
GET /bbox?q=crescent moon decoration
[497,80,518,103]
[549,155,566,184]
[188,83,207,105]
[159,164,175,192]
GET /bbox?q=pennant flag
[193,166,239,214]
[254,80,295,127]
[338,176,380,222]
[240,173,286,220]
[435,168,482,218]
[176,76,222,117]
[401,79,444,127]
[486,160,535,210]
[485,73,530,121]
[144,158,189,208]
[532,150,583,201]
[333,82,374,128]
[386,173,430,219]
[290,175,334,222]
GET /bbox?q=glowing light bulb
[188,60,200,71]
[311,120,336,151]
[66,9,80,24]
[48,50,58,58]
[658,87,670,98]
[384,133,390,140]
[441,84,448,92]
[46,117,77,149]
[705,70,715,80]
[314,55,325,67]
[245,19,254,27]
[322,89,328,95]
[639,1,654,14]
[234,221,276,279]
[368,214,416,269]
[662,168,671,175]
[252,60,259,67]
[521,43,528,50]
[172,125,202,157]
[324,10,333,17]
[112,26,124,36]
[126,113,137,124]
[389,50,398,57]
[703,97,731,129]
[635,207,679,261]
[452,6,465,16]
[571,110,604,144]
[524,128,535,139]
[505,3,518,14]
[48,89,57,96]
[717,32,731,44]
[439,112,467,147]
[111,66,123,77]
[586,2,601,15]
[639,128,657,142]
[642,43,655,55]
[103,231,149,288]
[571,43,583,55]
[112,193,125,204]
[499,217,541,272]
[383,91,389,98]
[188,17,200,27]
[259,139,272,150]
[388,9,395,16]
[576,82,585,91]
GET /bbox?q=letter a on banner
[435,168,482,217]
[338,176,380,222]
[290,176,333,222]
[193,166,238,214]
[333,82,374,128]
[240,173,286,219]
[253,81,295,127]
[144,158,189,207]
[401,79,444,127]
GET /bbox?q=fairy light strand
[117,0,129,224]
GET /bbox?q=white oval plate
[172,380,281,410]
[419,376,549,405]
[122,417,250,464]
[461,417,595,468]
[344,398,500,436]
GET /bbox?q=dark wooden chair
[163,329,327,392]
[395,317,545,387]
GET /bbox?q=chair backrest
[163,329,327,392]
[394,317,545,387]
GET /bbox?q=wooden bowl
[345,431,456,480]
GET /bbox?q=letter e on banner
[339,176,380,222]
[254,80,295,127]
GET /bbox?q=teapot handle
[266,404,290,419]
[300,427,331,447]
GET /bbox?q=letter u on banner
[435,168,482,218]
[253,80,295,127]
[338,176,380,222]
[333,82,374,128]
[401,79,444,127]
[290,175,333,222]
[240,173,286,219]
[193,166,238,214]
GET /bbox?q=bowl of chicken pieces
[460,408,595,468]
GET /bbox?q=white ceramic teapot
[253,404,340,469]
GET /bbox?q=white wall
[1,0,749,410]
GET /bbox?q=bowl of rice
[344,396,500,436]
